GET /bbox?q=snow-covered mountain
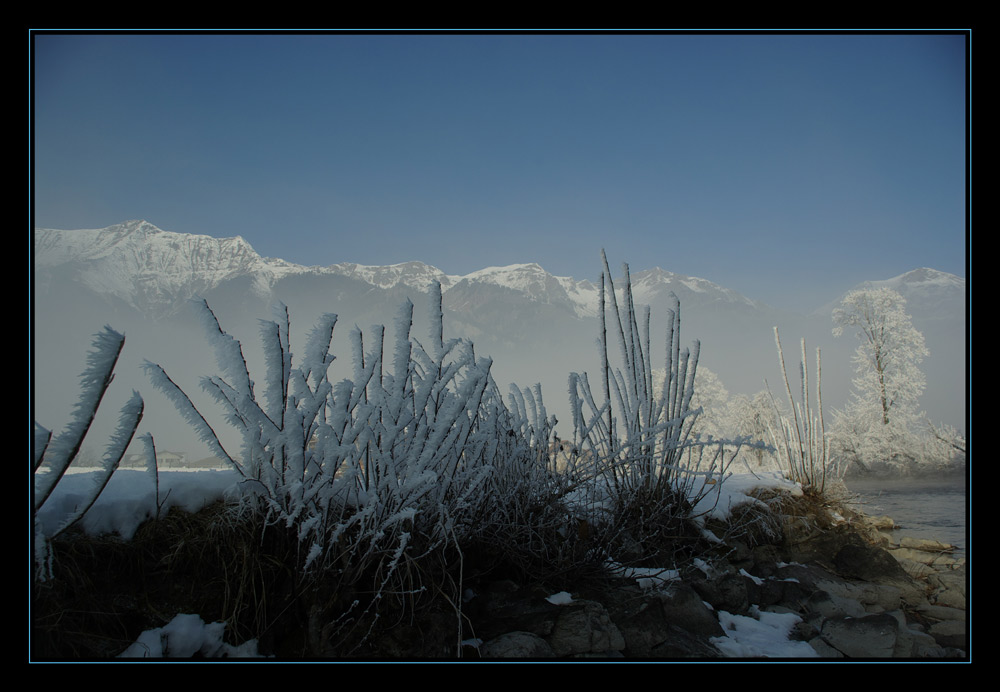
[33,220,767,322]
[32,221,967,457]
[814,267,966,320]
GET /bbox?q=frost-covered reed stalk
[33,326,145,580]
[568,251,728,511]
[766,328,831,492]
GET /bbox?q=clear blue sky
[31,31,968,312]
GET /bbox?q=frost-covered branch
[33,327,147,580]
[34,326,126,512]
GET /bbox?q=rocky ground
[453,487,968,660]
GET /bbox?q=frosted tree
[831,287,929,471]
[729,391,782,469]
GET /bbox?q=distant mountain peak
[859,267,965,296]
[882,267,964,287]
[812,267,966,318]
[120,218,158,230]
[464,262,548,279]
[34,220,270,313]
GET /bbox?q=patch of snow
[711,610,819,658]
[691,471,802,523]
[118,613,264,658]
[34,468,241,541]
[545,591,575,605]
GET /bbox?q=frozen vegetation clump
[33,326,146,580]
[565,252,759,568]
[143,281,586,652]
[763,328,835,493]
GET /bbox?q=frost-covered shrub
[144,283,570,650]
[566,252,748,560]
[33,326,145,580]
[763,328,835,493]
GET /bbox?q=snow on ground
[712,608,819,658]
[34,467,241,540]
[692,470,803,522]
[117,613,265,659]
[34,467,813,659]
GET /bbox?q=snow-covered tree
[831,287,929,472]
[650,365,731,441]
[729,391,782,469]
[920,419,967,472]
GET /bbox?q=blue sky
[31,32,968,312]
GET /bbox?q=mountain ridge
[35,220,807,320]
[36,220,962,320]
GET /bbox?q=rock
[917,602,966,622]
[607,592,677,656]
[786,616,819,642]
[868,515,897,531]
[808,636,845,658]
[819,613,899,658]
[832,543,927,607]
[480,631,555,658]
[743,574,792,608]
[928,566,966,595]
[927,619,967,650]
[894,557,937,579]
[647,626,723,658]
[890,546,958,568]
[658,583,725,638]
[927,565,966,611]
[899,537,955,553]
[895,625,944,658]
[749,544,782,578]
[605,584,722,657]
[799,571,902,613]
[932,587,966,610]
[834,543,911,583]
[881,610,938,658]
[690,570,750,615]
[804,590,867,619]
[547,599,625,657]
